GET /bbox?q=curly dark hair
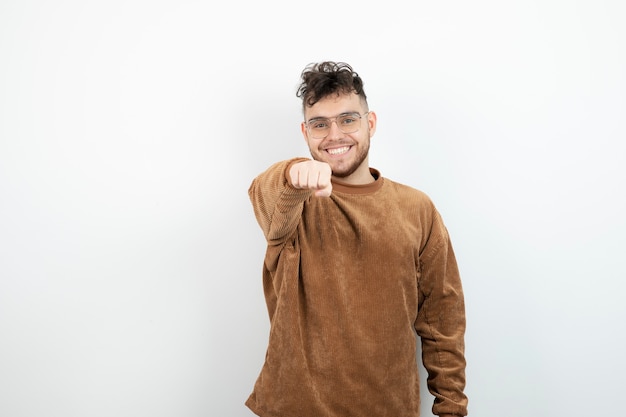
[296,61,367,112]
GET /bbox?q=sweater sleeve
[414,208,468,416]
[248,158,311,245]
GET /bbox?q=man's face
[301,92,377,183]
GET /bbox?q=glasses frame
[305,111,370,139]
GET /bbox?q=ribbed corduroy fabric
[246,158,468,417]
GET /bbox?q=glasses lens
[337,114,361,133]
[308,119,330,139]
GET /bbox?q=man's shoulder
[382,177,433,203]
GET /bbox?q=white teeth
[327,146,350,155]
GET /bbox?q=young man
[246,61,468,417]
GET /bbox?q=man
[246,61,468,417]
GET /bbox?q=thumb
[314,182,332,197]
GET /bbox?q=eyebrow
[307,111,361,123]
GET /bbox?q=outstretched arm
[248,158,332,244]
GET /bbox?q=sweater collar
[331,168,383,194]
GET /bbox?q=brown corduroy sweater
[246,158,468,417]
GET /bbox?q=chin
[328,162,359,178]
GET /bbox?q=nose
[326,120,344,139]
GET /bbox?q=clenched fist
[289,160,333,197]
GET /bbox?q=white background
[1,1,625,416]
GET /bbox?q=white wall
[1,1,624,416]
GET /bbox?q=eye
[310,119,329,130]
[339,115,358,126]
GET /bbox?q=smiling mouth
[326,146,351,156]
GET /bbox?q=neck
[332,166,375,185]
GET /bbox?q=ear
[301,121,309,142]
[367,111,377,137]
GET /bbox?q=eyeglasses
[305,112,370,139]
